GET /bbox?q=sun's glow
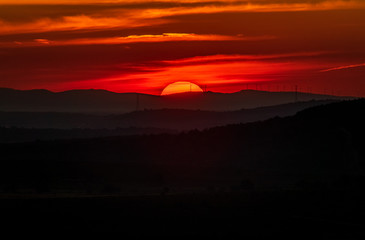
[161,81,203,95]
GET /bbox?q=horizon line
[0,87,352,98]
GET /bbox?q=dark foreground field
[2,190,365,237]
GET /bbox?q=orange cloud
[1,1,364,37]
[34,38,51,45]
[138,0,365,19]
[0,0,364,7]
[2,33,274,47]
[0,14,165,35]
[162,52,331,65]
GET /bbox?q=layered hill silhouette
[0,87,353,143]
[0,88,352,113]
[1,99,364,194]
[0,100,337,130]
[0,100,341,142]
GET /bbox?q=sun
[161,81,203,95]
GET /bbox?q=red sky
[0,0,365,96]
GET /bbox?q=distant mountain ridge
[0,88,353,113]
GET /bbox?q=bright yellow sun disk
[161,81,203,95]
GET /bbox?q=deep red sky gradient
[0,0,365,96]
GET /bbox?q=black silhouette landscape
[2,1,365,237]
[1,95,365,236]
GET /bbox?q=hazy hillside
[0,127,177,143]
[1,99,364,194]
[0,88,352,113]
[111,100,338,130]
[0,100,339,131]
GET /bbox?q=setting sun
[161,81,203,95]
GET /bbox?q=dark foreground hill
[1,99,365,236]
[0,88,351,113]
